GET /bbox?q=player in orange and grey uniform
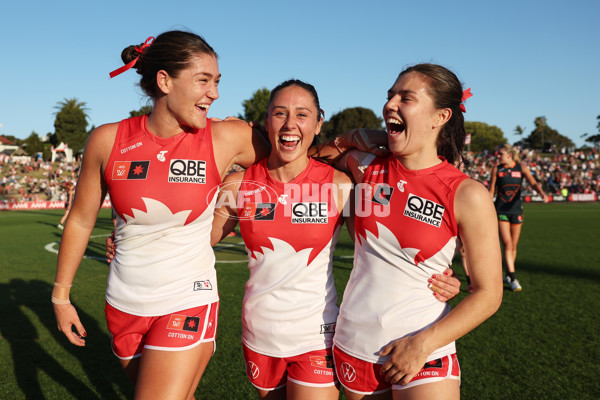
[489,144,548,291]
[332,64,502,400]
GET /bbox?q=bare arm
[212,120,270,179]
[488,165,498,198]
[522,164,549,202]
[343,149,374,182]
[310,129,390,164]
[53,123,116,346]
[332,169,355,240]
[211,171,244,246]
[380,179,502,385]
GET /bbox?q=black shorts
[498,213,523,224]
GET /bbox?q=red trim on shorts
[333,345,460,394]
[243,343,336,390]
[394,353,460,390]
[105,302,219,359]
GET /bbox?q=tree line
[6,91,599,161]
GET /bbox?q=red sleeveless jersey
[103,115,221,316]
[335,155,469,363]
[238,158,343,356]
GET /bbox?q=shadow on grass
[0,279,132,399]
[517,261,600,282]
[334,240,355,252]
[332,258,353,271]
[451,257,600,295]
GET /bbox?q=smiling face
[265,84,323,168]
[383,71,449,162]
[160,53,220,131]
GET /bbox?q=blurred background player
[489,143,548,291]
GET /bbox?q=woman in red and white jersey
[211,80,352,400]
[332,64,503,400]
[51,30,271,399]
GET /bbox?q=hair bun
[120,45,142,71]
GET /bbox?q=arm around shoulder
[211,171,244,246]
[332,169,355,238]
[212,120,269,175]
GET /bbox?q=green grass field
[0,203,598,399]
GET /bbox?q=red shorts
[242,343,337,390]
[333,345,460,395]
[105,302,219,359]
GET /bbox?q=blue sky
[0,0,598,147]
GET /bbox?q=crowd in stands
[463,147,599,197]
[1,146,598,205]
[0,154,79,203]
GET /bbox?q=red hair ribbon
[459,88,473,113]
[109,36,155,79]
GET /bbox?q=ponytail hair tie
[459,87,473,113]
[109,36,155,79]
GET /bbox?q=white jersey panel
[107,194,218,316]
[242,227,341,357]
[334,222,456,363]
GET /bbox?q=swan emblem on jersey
[359,221,456,268]
[246,232,338,267]
[121,197,192,227]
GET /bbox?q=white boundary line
[44,236,354,264]
[44,233,111,261]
